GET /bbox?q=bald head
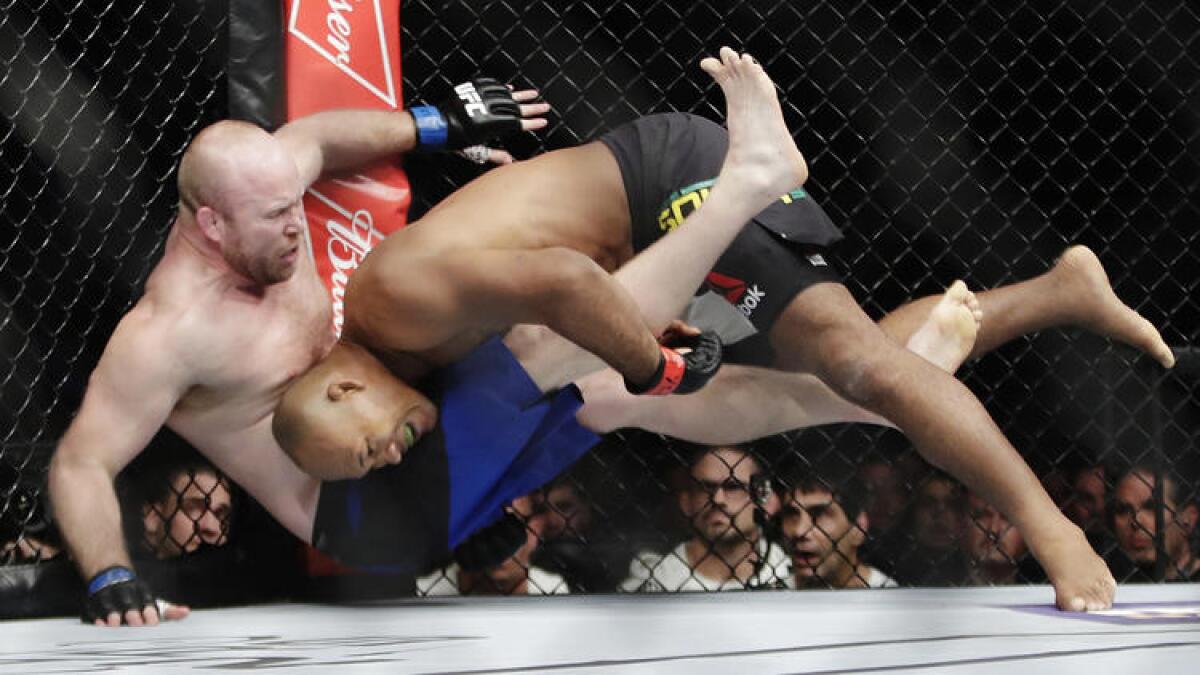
[273,357,342,477]
[178,121,284,215]
[175,121,306,285]
[273,343,440,481]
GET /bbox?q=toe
[700,57,724,79]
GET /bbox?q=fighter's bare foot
[905,280,982,373]
[700,47,808,206]
[1027,521,1116,612]
[1051,245,1175,368]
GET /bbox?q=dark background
[1,0,1197,587]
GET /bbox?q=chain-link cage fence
[1,0,1197,603]
[400,0,1200,595]
[1,0,229,567]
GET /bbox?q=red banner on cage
[284,0,410,336]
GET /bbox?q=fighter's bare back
[415,142,633,270]
[341,142,639,380]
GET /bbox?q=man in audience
[135,458,234,560]
[1108,465,1199,582]
[892,469,970,586]
[417,496,568,596]
[775,461,897,589]
[859,456,909,539]
[536,479,595,544]
[0,459,63,564]
[621,444,789,592]
[962,491,1033,585]
[526,474,619,592]
[1065,463,1111,550]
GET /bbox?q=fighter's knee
[822,342,904,408]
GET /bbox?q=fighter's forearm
[48,453,134,579]
[530,251,664,386]
[511,187,782,391]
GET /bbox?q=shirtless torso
[46,106,480,626]
[413,142,631,269]
[151,227,332,538]
[342,143,635,381]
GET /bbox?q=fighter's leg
[768,283,1114,612]
[577,281,981,439]
[904,280,981,372]
[877,245,1174,368]
[599,46,808,328]
[512,47,807,392]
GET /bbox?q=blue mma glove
[82,566,159,624]
[410,78,523,151]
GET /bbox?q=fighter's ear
[327,379,364,401]
[195,205,223,243]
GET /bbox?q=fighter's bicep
[273,124,324,188]
[58,312,193,473]
[420,249,588,323]
[352,256,486,349]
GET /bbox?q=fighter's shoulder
[106,294,200,363]
[116,278,236,362]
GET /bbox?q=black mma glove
[410,78,523,151]
[453,512,527,572]
[82,566,159,625]
[625,330,723,396]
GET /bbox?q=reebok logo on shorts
[705,271,766,318]
[705,271,746,304]
[807,253,827,267]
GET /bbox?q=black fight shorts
[600,112,844,365]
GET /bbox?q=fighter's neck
[166,217,267,295]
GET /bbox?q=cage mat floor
[2,584,1198,673]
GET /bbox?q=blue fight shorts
[311,338,600,572]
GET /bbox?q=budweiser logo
[287,0,398,107]
[306,187,386,334]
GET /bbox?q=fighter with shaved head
[48,82,554,627]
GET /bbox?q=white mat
[2,585,1198,673]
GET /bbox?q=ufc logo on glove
[454,82,487,117]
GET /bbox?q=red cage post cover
[285,0,410,336]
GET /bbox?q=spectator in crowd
[418,496,569,596]
[892,469,970,586]
[962,491,1035,585]
[0,458,62,564]
[859,458,908,538]
[536,479,595,543]
[1108,465,1199,582]
[621,444,789,592]
[138,458,234,559]
[774,463,897,589]
[1065,463,1111,548]
[528,474,618,592]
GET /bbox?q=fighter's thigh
[766,281,901,379]
[698,224,841,366]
